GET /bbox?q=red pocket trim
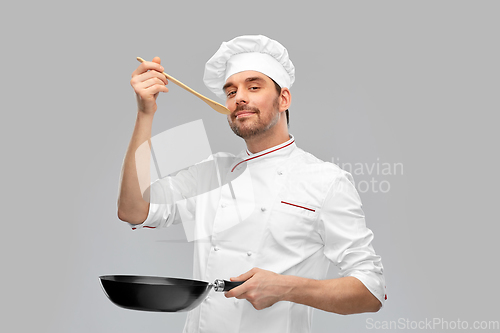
[281,201,315,212]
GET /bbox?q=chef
[118,35,386,333]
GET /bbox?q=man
[118,35,386,333]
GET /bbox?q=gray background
[2,0,499,332]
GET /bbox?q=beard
[227,97,280,140]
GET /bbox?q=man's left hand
[224,267,292,310]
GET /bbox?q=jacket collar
[232,135,296,172]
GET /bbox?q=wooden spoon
[136,57,230,115]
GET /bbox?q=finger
[134,62,164,76]
[133,70,168,86]
[135,78,168,94]
[144,84,169,95]
[152,56,161,64]
[224,280,251,298]
[132,61,164,77]
[137,77,168,91]
[233,290,250,300]
[225,286,246,298]
[230,269,256,282]
[134,71,168,86]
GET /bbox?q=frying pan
[99,275,244,312]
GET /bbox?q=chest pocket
[266,198,322,250]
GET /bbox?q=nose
[235,89,248,105]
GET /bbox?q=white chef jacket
[130,135,386,333]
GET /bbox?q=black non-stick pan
[99,275,244,312]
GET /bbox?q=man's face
[223,71,281,139]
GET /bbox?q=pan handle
[213,279,244,292]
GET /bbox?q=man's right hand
[130,56,169,115]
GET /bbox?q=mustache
[234,105,260,113]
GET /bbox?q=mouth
[235,111,256,119]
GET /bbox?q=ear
[279,88,291,113]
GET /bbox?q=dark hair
[272,80,289,126]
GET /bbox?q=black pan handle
[213,279,244,292]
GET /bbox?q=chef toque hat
[204,35,295,100]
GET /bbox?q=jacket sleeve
[128,165,199,230]
[319,170,387,306]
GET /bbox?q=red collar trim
[232,139,295,172]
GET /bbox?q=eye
[226,90,236,98]
[249,86,260,91]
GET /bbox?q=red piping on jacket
[232,139,295,172]
[132,226,156,230]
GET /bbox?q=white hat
[204,35,295,100]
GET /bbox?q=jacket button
[277,170,283,175]
[214,246,220,251]
[221,202,227,208]
[247,251,252,256]
[261,207,266,212]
